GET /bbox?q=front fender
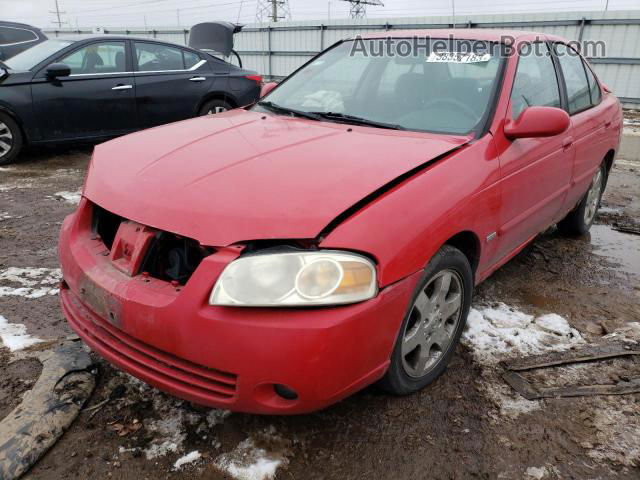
[319,135,502,287]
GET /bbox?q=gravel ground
[0,131,639,479]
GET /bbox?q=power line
[50,0,68,28]
[256,0,291,22]
[340,0,384,19]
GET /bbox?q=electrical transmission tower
[50,0,67,28]
[340,0,384,19]
[256,0,291,23]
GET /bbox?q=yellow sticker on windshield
[426,52,492,63]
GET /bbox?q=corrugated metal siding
[45,9,640,107]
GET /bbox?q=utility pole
[256,0,291,23]
[339,0,384,19]
[452,0,456,28]
[237,0,244,23]
[49,0,67,28]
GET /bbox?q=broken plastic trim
[91,203,214,285]
[502,342,640,400]
[0,341,95,480]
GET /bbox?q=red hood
[84,109,469,246]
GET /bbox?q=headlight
[209,251,377,306]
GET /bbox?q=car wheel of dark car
[558,164,605,236]
[379,245,472,395]
[0,113,23,166]
[199,99,233,116]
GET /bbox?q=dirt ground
[0,120,639,479]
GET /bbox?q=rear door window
[583,62,601,106]
[183,50,202,70]
[510,42,561,119]
[134,42,185,72]
[0,26,38,45]
[554,43,591,115]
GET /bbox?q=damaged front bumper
[58,199,419,414]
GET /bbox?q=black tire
[198,99,233,116]
[0,113,23,166]
[379,245,473,395]
[558,164,606,236]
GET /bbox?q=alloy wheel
[0,121,13,159]
[401,269,464,378]
[208,106,228,115]
[583,168,603,225]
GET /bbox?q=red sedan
[58,30,622,414]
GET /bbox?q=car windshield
[257,38,504,135]
[5,39,74,71]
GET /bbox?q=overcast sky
[2,0,638,29]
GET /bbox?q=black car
[0,32,261,165]
[0,22,47,61]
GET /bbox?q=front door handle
[562,137,574,150]
[112,84,133,90]
[189,76,206,82]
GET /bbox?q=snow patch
[462,304,584,418]
[0,212,13,221]
[215,427,290,480]
[588,398,640,467]
[145,440,181,460]
[54,190,81,205]
[173,450,201,470]
[207,409,231,427]
[0,267,61,298]
[0,315,43,351]
[215,438,285,480]
[525,466,548,479]
[462,304,584,365]
[144,415,187,460]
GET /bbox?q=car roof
[360,29,567,43]
[0,21,43,31]
[54,34,193,49]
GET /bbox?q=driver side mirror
[46,63,71,79]
[260,82,278,98]
[504,106,570,140]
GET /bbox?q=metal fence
[45,9,640,108]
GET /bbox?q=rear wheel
[558,165,605,235]
[0,113,23,166]
[199,99,233,116]
[379,245,472,395]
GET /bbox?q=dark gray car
[0,31,261,165]
[0,22,46,61]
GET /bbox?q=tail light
[245,74,263,86]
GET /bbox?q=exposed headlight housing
[209,250,377,307]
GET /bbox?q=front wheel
[379,245,473,395]
[558,165,605,235]
[0,113,23,166]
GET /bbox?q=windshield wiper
[309,112,405,130]
[257,101,321,121]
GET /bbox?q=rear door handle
[189,76,206,82]
[112,84,133,90]
[604,120,612,129]
[562,137,574,150]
